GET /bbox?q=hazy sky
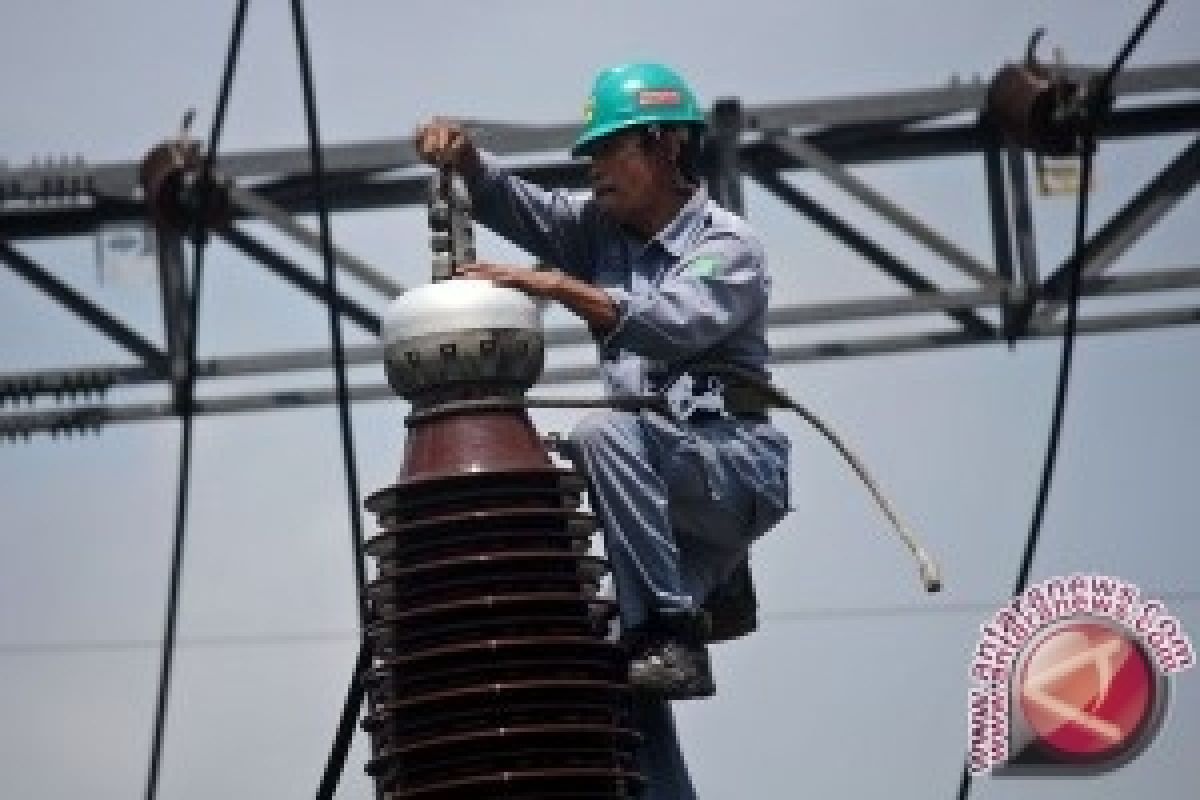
[1,2,1198,798]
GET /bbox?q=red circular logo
[1017,619,1156,761]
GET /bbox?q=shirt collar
[653,186,709,258]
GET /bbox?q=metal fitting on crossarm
[985,29,1091,155]
[139,138,230,235]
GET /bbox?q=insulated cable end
[918,551,943,593]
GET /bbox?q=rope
[143,3,249,800]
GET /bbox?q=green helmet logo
[572,62,705,157]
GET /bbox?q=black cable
[143,4,249,800]
[288,2,376,797]
[318,641,372,799]
[952,144,1095,800]
[955,4,1166,798]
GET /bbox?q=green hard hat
[572,62,706,157]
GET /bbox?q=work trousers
[568,409,789,631]
[567,409,790,800]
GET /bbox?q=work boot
[626,609,716,700]
[702,558,759,643]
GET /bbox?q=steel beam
[703,98,746,215]
[3,101,1197,242]
[219,225,381,335]
[751,168,996,337]
[742,101,1200,174]
[743,62,1200,133]
[6,302,1200,436]
[1038,135,1200,319]
[0,237,165,367]
[983,145,1015,286]
[153,228,192,406]
[765,134,1002,287]
[5,265,1200,407]
[1006,146,1039,289]
[2,60,1195,239]
[983,143,1022,339]
[225,181,403,297]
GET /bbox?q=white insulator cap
[381,279,546,401]
[382,279,542,347]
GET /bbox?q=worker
[416,60,789,703]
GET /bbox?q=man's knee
[568,410,642,454]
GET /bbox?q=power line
[287,2,377,797]
[954,5,1169,800]
[142,4,249,800]
[5,590,1197,657]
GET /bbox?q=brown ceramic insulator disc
[367,468,585,523]
[368,597,615,657]
[373,488,581,528]
[381,751,638,797]
[375,550,606,583]
[369,723,640,783]
[380,748,637,793]
[363,678,630,734]
[370,592,615,629]
[371,527,592,566]
[364,694,628,750]
[367,637,626,701]
[369,611,609,658]
[369,551,606,609]
[369,655,625,707]
[373,636,625,676]
[363,416,639,799]
[366,508,596,561]
[369,564,603,606]
[397,410,553,481]
[385,766,644,800]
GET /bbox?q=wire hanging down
[142,3,250,800]
[286,1,377,797]
[955,3,1167,799]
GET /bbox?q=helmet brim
[571,118,706,159]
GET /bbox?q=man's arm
[416,119,593,279]
[600,235,768,362]
[457,263,617,335]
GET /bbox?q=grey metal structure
[1,61,1199,439]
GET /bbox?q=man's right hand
[414,117,481,175]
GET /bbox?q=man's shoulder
[695,200,765,260]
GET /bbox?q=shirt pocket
[591,243,628,290]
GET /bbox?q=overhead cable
[142,3,250,800]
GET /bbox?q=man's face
[587,129,661,225]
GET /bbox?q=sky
[1,1,1198,798]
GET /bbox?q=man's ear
[663,128,685,163]
[663,128,695,190]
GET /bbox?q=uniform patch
[685,255,723,278]
[638,89,682,107]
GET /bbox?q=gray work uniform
[466,152,791,799]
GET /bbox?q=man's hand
[414,118,481,175]
[458,262,618,334]
[457,262,562,298]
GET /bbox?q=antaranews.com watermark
[968,574,1194,775]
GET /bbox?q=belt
[649,366,775,423]
[690,408,769,424]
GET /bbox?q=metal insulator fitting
[985,30,1085,155]
[139,140,231,234]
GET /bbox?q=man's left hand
[456,261,619,334]
[457,262,562,298]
